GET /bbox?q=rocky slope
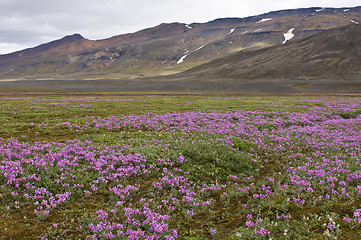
[174,24,361,80]
[0,6,360,79]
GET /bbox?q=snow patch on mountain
[282,28,295,44]
[257,18,272,23]
[177,53,189,64]
[227,28,236,36]
[177,46,204,64]
[195,45,204,51]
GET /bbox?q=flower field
[0,94,361,239]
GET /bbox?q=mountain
[160,24,361,93]
[174,24,361,80]
[0,6,360,80]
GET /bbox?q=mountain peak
[61,33,85,42]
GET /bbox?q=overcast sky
[0,0,359,54]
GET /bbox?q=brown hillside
[0,6,360,79]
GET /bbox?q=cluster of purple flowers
[1,96,361,238]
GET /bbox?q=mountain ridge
[0,6,360,80]
[170,24,361,81]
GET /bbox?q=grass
[0,94,361,239]
[0,95,302,141]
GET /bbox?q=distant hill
[0,6,360,80]
[174,24,361,80]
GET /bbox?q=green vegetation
[0,94,361,239]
